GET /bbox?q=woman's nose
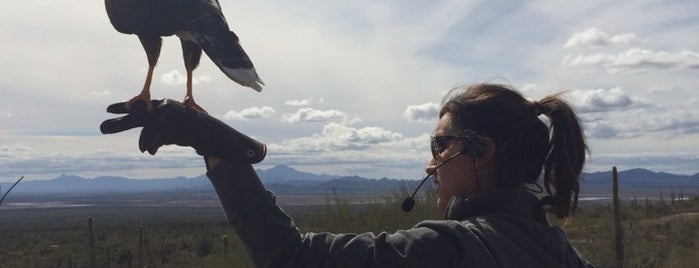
[425,160,437,175]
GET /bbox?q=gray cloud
[404,102,439,123]
[567,87,699,140]
[568,87,653,113]
[582,107,699,140]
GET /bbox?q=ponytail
[536,94,588,218]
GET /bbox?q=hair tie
[532,101,544,116]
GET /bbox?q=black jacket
[208,161,595,267]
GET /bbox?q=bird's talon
[183,97,206,113]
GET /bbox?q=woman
[101,83,595,267]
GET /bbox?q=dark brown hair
[439,83,587,218]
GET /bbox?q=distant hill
[3,165,416,196]
[3,165,698,197]
[6,174,213,194]
[257,165,342,183]
[580,168,699,196]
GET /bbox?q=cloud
[273,122,405,153]
[404,102,440,123]
[284,97,325,107]
[648,86,684,94]
[567,87,699,140]
[0,144,32,156]
[566,48,699,73]
[281,108,351,124]
[567,87,653,113]
[160,70,212,85]
[564,27,637,48]
[263,130,430,179]
[580,100,699,140]
[222,106,276,121]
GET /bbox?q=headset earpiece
[461,140,485,158]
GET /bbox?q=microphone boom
[402,151,463,212]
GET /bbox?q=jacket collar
[444,188,549,225]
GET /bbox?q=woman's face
[428,113,480,213]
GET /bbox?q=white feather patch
[222,66,264,92]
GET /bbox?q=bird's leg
[183,68,206,112]
[181,40,205,112]
[126,35,162,111]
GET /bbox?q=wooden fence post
[612,167,624,268]
[138,225,144,268]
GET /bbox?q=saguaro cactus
[88,217,97,268]
[612,167,624,268]
[222,235,230,255]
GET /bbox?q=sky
[1,0,698,183]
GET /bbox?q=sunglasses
[430,136,464,159]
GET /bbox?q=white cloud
[160,70,187,85]
[566,48,699,73]
[564,27,637,48]
[264,130,430,179]
[281,108,351,124]
[160,70,212,85]
[274,122,404,153]
[284,98,312,107]
[222,106,276,121]
[404,102,439,123]
[284,97,325,107]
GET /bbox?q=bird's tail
[181,18,264,92]
[208,31,264,92]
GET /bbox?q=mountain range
[3,165,699,197]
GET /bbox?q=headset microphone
[401,149,465,212]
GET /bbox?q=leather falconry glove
[100,99,266,164]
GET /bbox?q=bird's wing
[105,0,223,36]
[195,0,223,12]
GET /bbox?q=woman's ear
[474,137,496,168]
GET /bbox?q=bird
[105,0,263,111]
